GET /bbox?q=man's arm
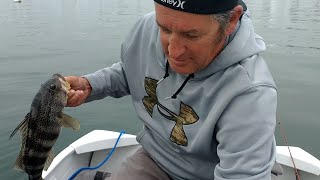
[84,61,130,102]
[214,86,277,180]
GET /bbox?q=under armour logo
[160,0,186,9]
[142,77,199,146]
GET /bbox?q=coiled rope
[68,130,126,180]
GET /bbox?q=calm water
[0,0,319,179]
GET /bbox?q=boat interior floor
[74,170,111,180]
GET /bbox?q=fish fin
[43,149,54,171]
[9,113,30,139]
[14,149,25,171]
[59,113,80,131]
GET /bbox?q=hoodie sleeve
[83,61,130,102]
[214,85,277,180]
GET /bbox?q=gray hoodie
[85,10,277,180]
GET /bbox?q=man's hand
[65,76,92,107]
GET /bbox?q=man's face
[155,3,227,74]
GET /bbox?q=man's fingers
[65,76,91,107]
[66,90,85,107]
[65,76,79,85]
[65,76,83,90]
[67,89,75,97]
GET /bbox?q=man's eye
[161,27,171,34]
[185,33,199,39]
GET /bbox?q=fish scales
[9,74,80,180]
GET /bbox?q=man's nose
[168,34,186,59]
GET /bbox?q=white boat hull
[43,130,320,180]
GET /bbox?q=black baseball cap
[154,0,247,14]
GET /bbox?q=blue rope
[68,130,126,180]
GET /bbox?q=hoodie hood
[155,10,266,80]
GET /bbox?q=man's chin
[170,64,194,75]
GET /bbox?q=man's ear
[225,5,243,36]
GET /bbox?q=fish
[9,73,80,180]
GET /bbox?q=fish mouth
[53,73,66,81]
[60,79,71,93]
[53,74,71,93]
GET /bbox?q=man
[66,0,282,179]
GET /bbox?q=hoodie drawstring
[166,73,194,99]
[157,61,170,85]
[158,60,194,99]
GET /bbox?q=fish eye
[50,84,56,90]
